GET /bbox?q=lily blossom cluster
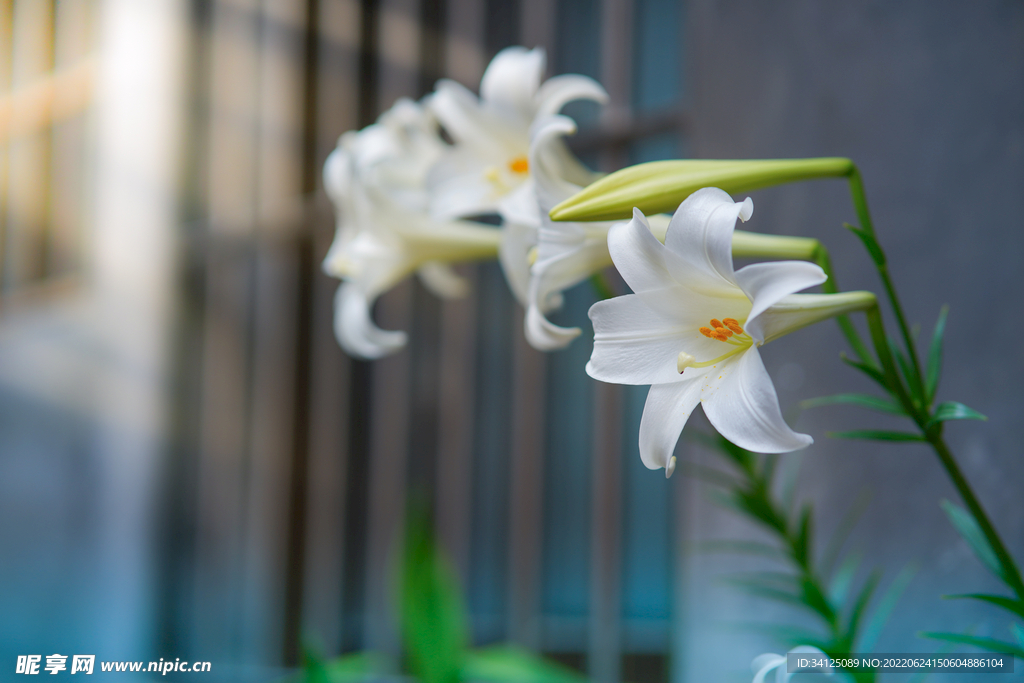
[323,45,877,466]
[322,46,607,358]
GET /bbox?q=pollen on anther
[709,318,724,329]
[714,326,733,337]
[699,327,714,338]
[713,331,730,342]
[508,156,529,174]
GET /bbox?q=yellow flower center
[508,155,529,174]
[677,317,753,373]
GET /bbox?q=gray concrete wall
[681,2,1024,680]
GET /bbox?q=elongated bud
[550,158,854,222]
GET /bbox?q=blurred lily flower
[751,646,834,683]
[323,99,500,359]
[427,45,607,223]
[586,188,875,475]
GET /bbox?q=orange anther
[699,327,714,338]
[722,318,738,325]
[714,326,733,337]
[709,318,724,329]
[726,322,744,335]
[713,331,730,342]
[509,156,529,174]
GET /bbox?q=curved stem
[849,177,1023,601]
[928,433,1024,599]
[813,242,871,363]
[847,167,925,398]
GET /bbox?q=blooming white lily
[323,98,500,359]
[427,46,606,223]
[521,115,670,350]
[586,188,876,474]
[751,646,833,683]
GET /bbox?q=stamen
[508,156,529,174]
[722,318,745,335]
[714,326,733,338]
[699,327,714,338]
[709,318,724,329]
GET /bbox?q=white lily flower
[521,115,670,350]
[323,98,500,359]
[586,188,876,474]
[751,646,834,683]
[426,45,607,223]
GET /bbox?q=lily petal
[734,260,826,339]
[498,221,535,306]
[701,347,812,453]
[587,294,690,385]
[607,209,687,294]
[479,46,545,122]
[535,73,609,118]
[638,381,704,473]
[664,187,752,293]
[334,283,408,359]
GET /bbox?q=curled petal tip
[738,196,753,222]
[665,456,677,479]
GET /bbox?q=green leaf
[926,306,948,403]
[549,157,854,222]
[929,401,987,427]
[843,223,886,266]
[463,646,587,683]
[944,593,1024,619]
[840,353,887,387]
[323,653,383,683]
[920,632,1024,659]
[399,505,467,683]
[889,336,924,403]
[827,430,925,442]
[822,492,871,579]
[1012,623,1024,650]
[801,393,905,416]
[859,565,915,652]
[940,499,1005,582]
[829,552,862,607]
[844,572,881,644]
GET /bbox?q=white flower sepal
[323,99,500,359]
[586,188,876,474]
[426,45,607,222]
[751,646,834,683]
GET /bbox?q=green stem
[928,433,1024,599]
[847,167,925,398]
[813,242,871,363]
[849,174,1023,602]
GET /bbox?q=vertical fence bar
[301,0,362,656]
[0,0,13,289]
[192,0,262,661]
[362,0,420,657]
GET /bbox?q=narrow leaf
[827,430,925,442]
[929,401,987,426]
[890,336,924,404]
[801,393,905,416]
[943,593,1024,619]
[921,632,1024,659]
[829,552,862,607]
[464,646,587,683]
[940,499,1005,582]
[860,564,916,652]
[926,306,948,403]
[399,504,467,683]
[840,352,887,387]
[822,492,871,579]
[843,223,887,266]
[845,571,881,643]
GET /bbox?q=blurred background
[0,0,1021,681]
